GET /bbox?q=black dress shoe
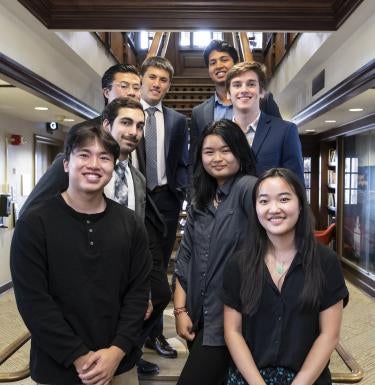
[136,358,159,375]
[145,334,178,358]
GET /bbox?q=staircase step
[139,308,187,385]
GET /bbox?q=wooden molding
[0,53,99,119]
[293,59,375,127]
[17,0,364,31]
[318,113,375,140]
[342,259,375,297]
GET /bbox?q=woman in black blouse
[223,168,348,385]
[174,119,257,385]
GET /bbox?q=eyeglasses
[111,81,141,92]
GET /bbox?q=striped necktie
[145,107,159,190]
[114,161,128,206]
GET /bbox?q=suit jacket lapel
[163,106,172,159]
[135,138,146,176]
[203,96,215,128]
[252,112,271,157]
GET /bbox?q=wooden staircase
[164,76,215,119]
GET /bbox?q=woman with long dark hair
[174,119,257,385]
[223,168,349,385]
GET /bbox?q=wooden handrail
[160,32,171,58]
[146,32,164,58]
[0,331,30,383]
[239,32,253,62]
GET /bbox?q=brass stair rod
[0,331,31,383]
[0,331,30,365]
[331,342,364,383]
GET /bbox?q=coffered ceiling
[17,0,364,31]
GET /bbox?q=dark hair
[203,40,239,67]
[101,64,140,105]
[226,61,268,91]
[193,119,256,210]
[64,124,120,164]
[237,168,324,315]
[140,56,174,80]
[102,97,145,127]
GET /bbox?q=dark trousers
[149,188,181,268]
[148,188,181,338]
[177,329,230,385]
[138,216,171,345]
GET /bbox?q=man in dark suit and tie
[226,61,304,182]
[133,56,189,359]
[190,40,281,170]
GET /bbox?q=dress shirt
[175,174,257,346]
[233,112,261,147]
[104,159,135,212]
[222,243,349,385]
[141,99,167,187]
[214,93,233,121]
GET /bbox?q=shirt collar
[141,99,163,112]
[216,175,239,198]
[214,92,232,107]
[233,112,261,134]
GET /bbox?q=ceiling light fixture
[324,120,336,123]
[34,106,49,111]
[349,108,363,112]
[305,129,316,132]
[63,118,75,122]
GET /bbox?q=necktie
[114,161,128,206]
[145,107,158,190]
[246,126,256,146]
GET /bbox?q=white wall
[269,0,375,120]
[0,1,116,113]
[0,112,65,287]
[0,113,65,212]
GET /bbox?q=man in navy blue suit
[226,61,304,182]
[189,40,281,173]
[133,56,189,358]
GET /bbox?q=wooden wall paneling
[17,0,365,31]
[274,33,286,68]
[110,32,124,63]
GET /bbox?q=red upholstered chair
[314,223,336,245]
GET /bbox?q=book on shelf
[329,148,336,164]
[328,192,336,207]
[328,170,336,185]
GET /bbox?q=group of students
[9,38,348,385]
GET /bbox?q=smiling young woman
[223,168,349,385]
[174,119,257,385]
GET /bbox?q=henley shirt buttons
[86,220,90,224]
[89,241,94,246]
[89,229,93,233]
[204,310,208,315]
[278,316,282,321]
[201,291,204,296]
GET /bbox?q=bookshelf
[327,147,337,223]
